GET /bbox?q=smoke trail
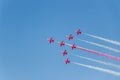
[78,39,120,53]
[84,33,120,46]
[65,43,120,61]
[72,62,120,76]
[72,54,120,69]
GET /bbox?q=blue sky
[0,0,120,80]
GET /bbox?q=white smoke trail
[78,39,120,53]
[84,33,120,46]
[72,54,120,69]
[72,62,120,76]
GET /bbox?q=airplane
[59,41,65,47]
[62,50,68,56]
[49,37,54,43]
[65,58,70,64]
[67,34,73,40]
[76,29,82,35]
[71,44,76,49]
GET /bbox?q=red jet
[76,29,82,35]
[65,58,70,64]
[71,44,76,50]
[59,41,65,47]
[67,34,73,40]
[49,37,54,43]
[62,50,68,56]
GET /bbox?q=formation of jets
[48,29,82,64]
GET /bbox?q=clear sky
[0,0,120,80]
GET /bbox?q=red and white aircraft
[62,50,68,56]
[67,34,73,40]
[71,44,76,49]
[59,41,65,47]
[49,37,54,43]
[76,29,82,35]
[65,58,70,64]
